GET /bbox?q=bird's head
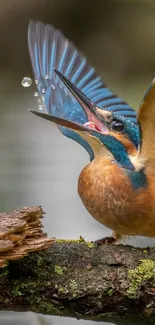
[31,70,145,173]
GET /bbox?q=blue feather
[28,21,139,157]
[127,169,147,190]
[89,131,134,170]
[87,130,146,189]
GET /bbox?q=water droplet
[41,88,45,94]
[38,98,41,103]
[34,92,38,97]
[51,84,55,89]
[39,104,43,110]
[45,75,48,79]
[21,77,32,87]
[35,80,38,85]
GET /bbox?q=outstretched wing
[138,79,155,167]
[28,20,137,125]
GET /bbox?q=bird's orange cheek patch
[110,132,137,155]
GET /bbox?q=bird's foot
[94,236,116,247]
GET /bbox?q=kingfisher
[28,20,155,244]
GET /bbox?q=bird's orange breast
[78,158,155,237]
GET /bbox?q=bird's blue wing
[28,20,137,124]
[28,21,138,159]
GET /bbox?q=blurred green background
[0,0,155,324]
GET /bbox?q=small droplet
[21,77,32,87]
[39,104,43,110]
[35,80,38,85]
[41,88,45,94]
[38,98,41,103]
[34,92,38,97]
[45,75,48,79]
[51,84,55,89]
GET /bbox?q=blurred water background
[1,0,155,324]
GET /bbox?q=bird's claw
[93,236,116,247]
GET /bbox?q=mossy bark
[0,241,155,324]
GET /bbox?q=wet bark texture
[0,207,155,324]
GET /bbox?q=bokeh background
[0,0,155,324]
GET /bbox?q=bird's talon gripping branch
[94,236,117,247]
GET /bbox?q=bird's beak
[30,70,111,154]
[30,110,111,159]
[30,110,135,170]
[30,70,110,136]
[53,69,109,134]
[30,110,93,133]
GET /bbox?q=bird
[28,20,155,244]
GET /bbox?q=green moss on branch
[0,241,155,324]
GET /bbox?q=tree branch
[0,207,155,324]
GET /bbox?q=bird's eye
[111,120,124,133]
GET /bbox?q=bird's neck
[80,156,147,191]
